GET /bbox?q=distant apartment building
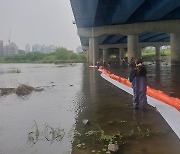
[25,44,31,52]
[32,44,42,52]
[48,45,56,52]
[0,40,3,55]
[76,46,83,53]
[42,44,47,53]
[3,42,18,56]
[18,50,25,54]
[31,44,57,53]
[41,44,56,53]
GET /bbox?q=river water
[0,63,180,154]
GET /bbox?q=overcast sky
[0,0,81,51]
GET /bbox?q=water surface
[0,63,180,154]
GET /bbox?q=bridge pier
[155,46,161,61]
[119,48,122,65]
[89,37,99,66]
[127,35,139,62]
[88,46,92,65]
[86,48,89,63]
[139,47,143,58]
[119,48,126,65]
[170,33,180,64]
[103,49,108,62]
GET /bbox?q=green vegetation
[0,48,86,63]
[0,47,171,63]
[142,47,171,61]
[71,124,154,153]
[26,120,159,153]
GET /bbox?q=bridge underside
[70,0,180,65]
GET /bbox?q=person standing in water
[129,58,147,111]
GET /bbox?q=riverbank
[0,48,86,64]
[0,48,171,64]
[142,48,170,61]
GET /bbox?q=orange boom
[99,66,180,111]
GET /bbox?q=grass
[142,48,171,61]
[27,121,65,146]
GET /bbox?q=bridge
[70,0,180,65]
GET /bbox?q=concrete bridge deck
[70,0,180,64]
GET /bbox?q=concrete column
[86,49,89,63]
[103,49,107,61]
[139,47,143,58]
[121,48,126,58]
[127,35,139,62]
[119,48,123,65]
[155,46,161,61]
[88,46,92,65]
[89,37,99,66]
[170,33,180,64]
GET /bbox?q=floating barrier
[99,66,180,111]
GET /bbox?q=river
[0,63,180,154]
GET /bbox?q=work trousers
[132,76,147,110]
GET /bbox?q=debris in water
[7,68,21,73]
[0,84,43,96]
[16,84,34,95]
[0,88,15,96]
[82,119,89,125]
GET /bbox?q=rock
[82,119,89,125]
[108,144,119,152]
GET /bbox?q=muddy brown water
[0,63,180,154]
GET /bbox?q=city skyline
[0,0,81,52]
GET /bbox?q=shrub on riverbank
[0,48,86,63]
[142,48,170,61]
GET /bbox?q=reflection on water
[147,62,180,98]
[72,63,180,154]
[109,62,180,98]
[0,63,180,154]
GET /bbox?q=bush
[0,48,86,63]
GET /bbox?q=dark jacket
[136,65,147,76]
[129,64,146,82]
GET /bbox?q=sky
[0,0,81,51]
